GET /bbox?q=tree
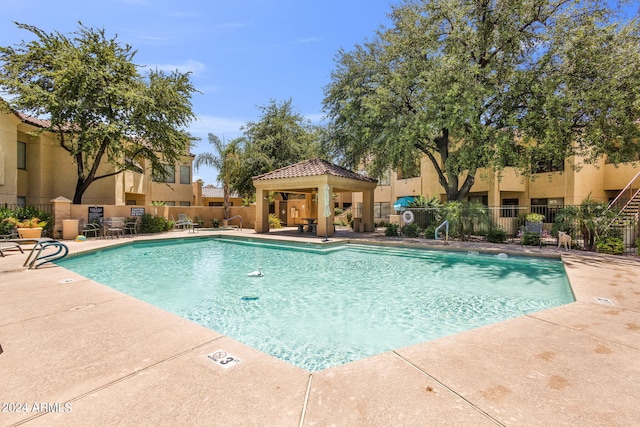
[194,134,242,219]
[0,23,197,203]
[232,98,324,197]
[323,0,640,201]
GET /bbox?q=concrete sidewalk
[1,230,639,426]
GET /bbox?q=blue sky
[1,0,396,184]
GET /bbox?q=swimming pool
[57,237,574,371]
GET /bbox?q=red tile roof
[15,111,52,128]
[253,158,377,183]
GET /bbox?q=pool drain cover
[595,297,613,305]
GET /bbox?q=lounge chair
[0,242,24,257]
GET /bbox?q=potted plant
[2,217,48,238]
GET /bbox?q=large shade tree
[231,98,324,197]
[0,23,197,203]
[323,0,640,201]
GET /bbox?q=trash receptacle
[62,219,79,240]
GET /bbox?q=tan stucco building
[0,110,194,207]
[352,154,640,228]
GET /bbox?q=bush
[423,224,437,239]
[385,223,399,236]
[487,227,507,243]
[521,232,541,246]
[334,207,343,216]
[268,213,282,228]
[211,218,220,228]
[140,214,172,233]
[0,206,53,236]
[402,223,421,238]
[596,236,624,255]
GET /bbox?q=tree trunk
[223,182,230,219]
[424,128,476,202]
[73,177,92,204]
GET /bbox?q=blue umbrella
[393,196,416,211]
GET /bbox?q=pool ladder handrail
[435,220,449,241]
[22,240,69,269]
[223,215,243,230]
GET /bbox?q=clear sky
[1,0,396,185]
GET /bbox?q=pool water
[57,238,574,371]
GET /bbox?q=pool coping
[1,228,639,425]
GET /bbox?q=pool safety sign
[207,350,241,369]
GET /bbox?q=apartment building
[352,154,640,227]
[0,110,194,207]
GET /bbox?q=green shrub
[487,227,507,243]
[334,207,343,216]
[268,213,282,228]
[403,223,421,238]
[596,236,624,255]
[385,223,399,236]
[423,224,437,239]
[211,218,220,227]
[140,214,172,233]
[0,206,53,236]
[521,232,541,246]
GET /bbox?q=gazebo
[252,158,378,237]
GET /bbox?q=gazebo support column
[317,184,334,237]
[362,190,375,232]
[255,188,270,233]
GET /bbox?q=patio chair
[172,214,191,230]
[520,221,543,247]
[80,218,101,238]
[104,217,125,238]
[124,217,139,235]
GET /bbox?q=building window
[126,200,137,205]
[531,198,564,223]
[17,142,26,170]
[209,202,224,206]
[501,198,519,218]
[468,195,488,206]
[374,202,390,219]
[17,196,26,207]
[180,166,191,184]
[397,159,420,180]
[531,150,564,174]
[153,164,175,183]
[179,201,191,206]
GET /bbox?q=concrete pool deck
[1,228,639,426]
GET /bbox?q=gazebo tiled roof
[253,158,377,183]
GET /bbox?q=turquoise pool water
[57,238,574,371]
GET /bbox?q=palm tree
[194,134,241,220]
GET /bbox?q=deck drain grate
[595,297,613,305]
[58,278,76,283]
